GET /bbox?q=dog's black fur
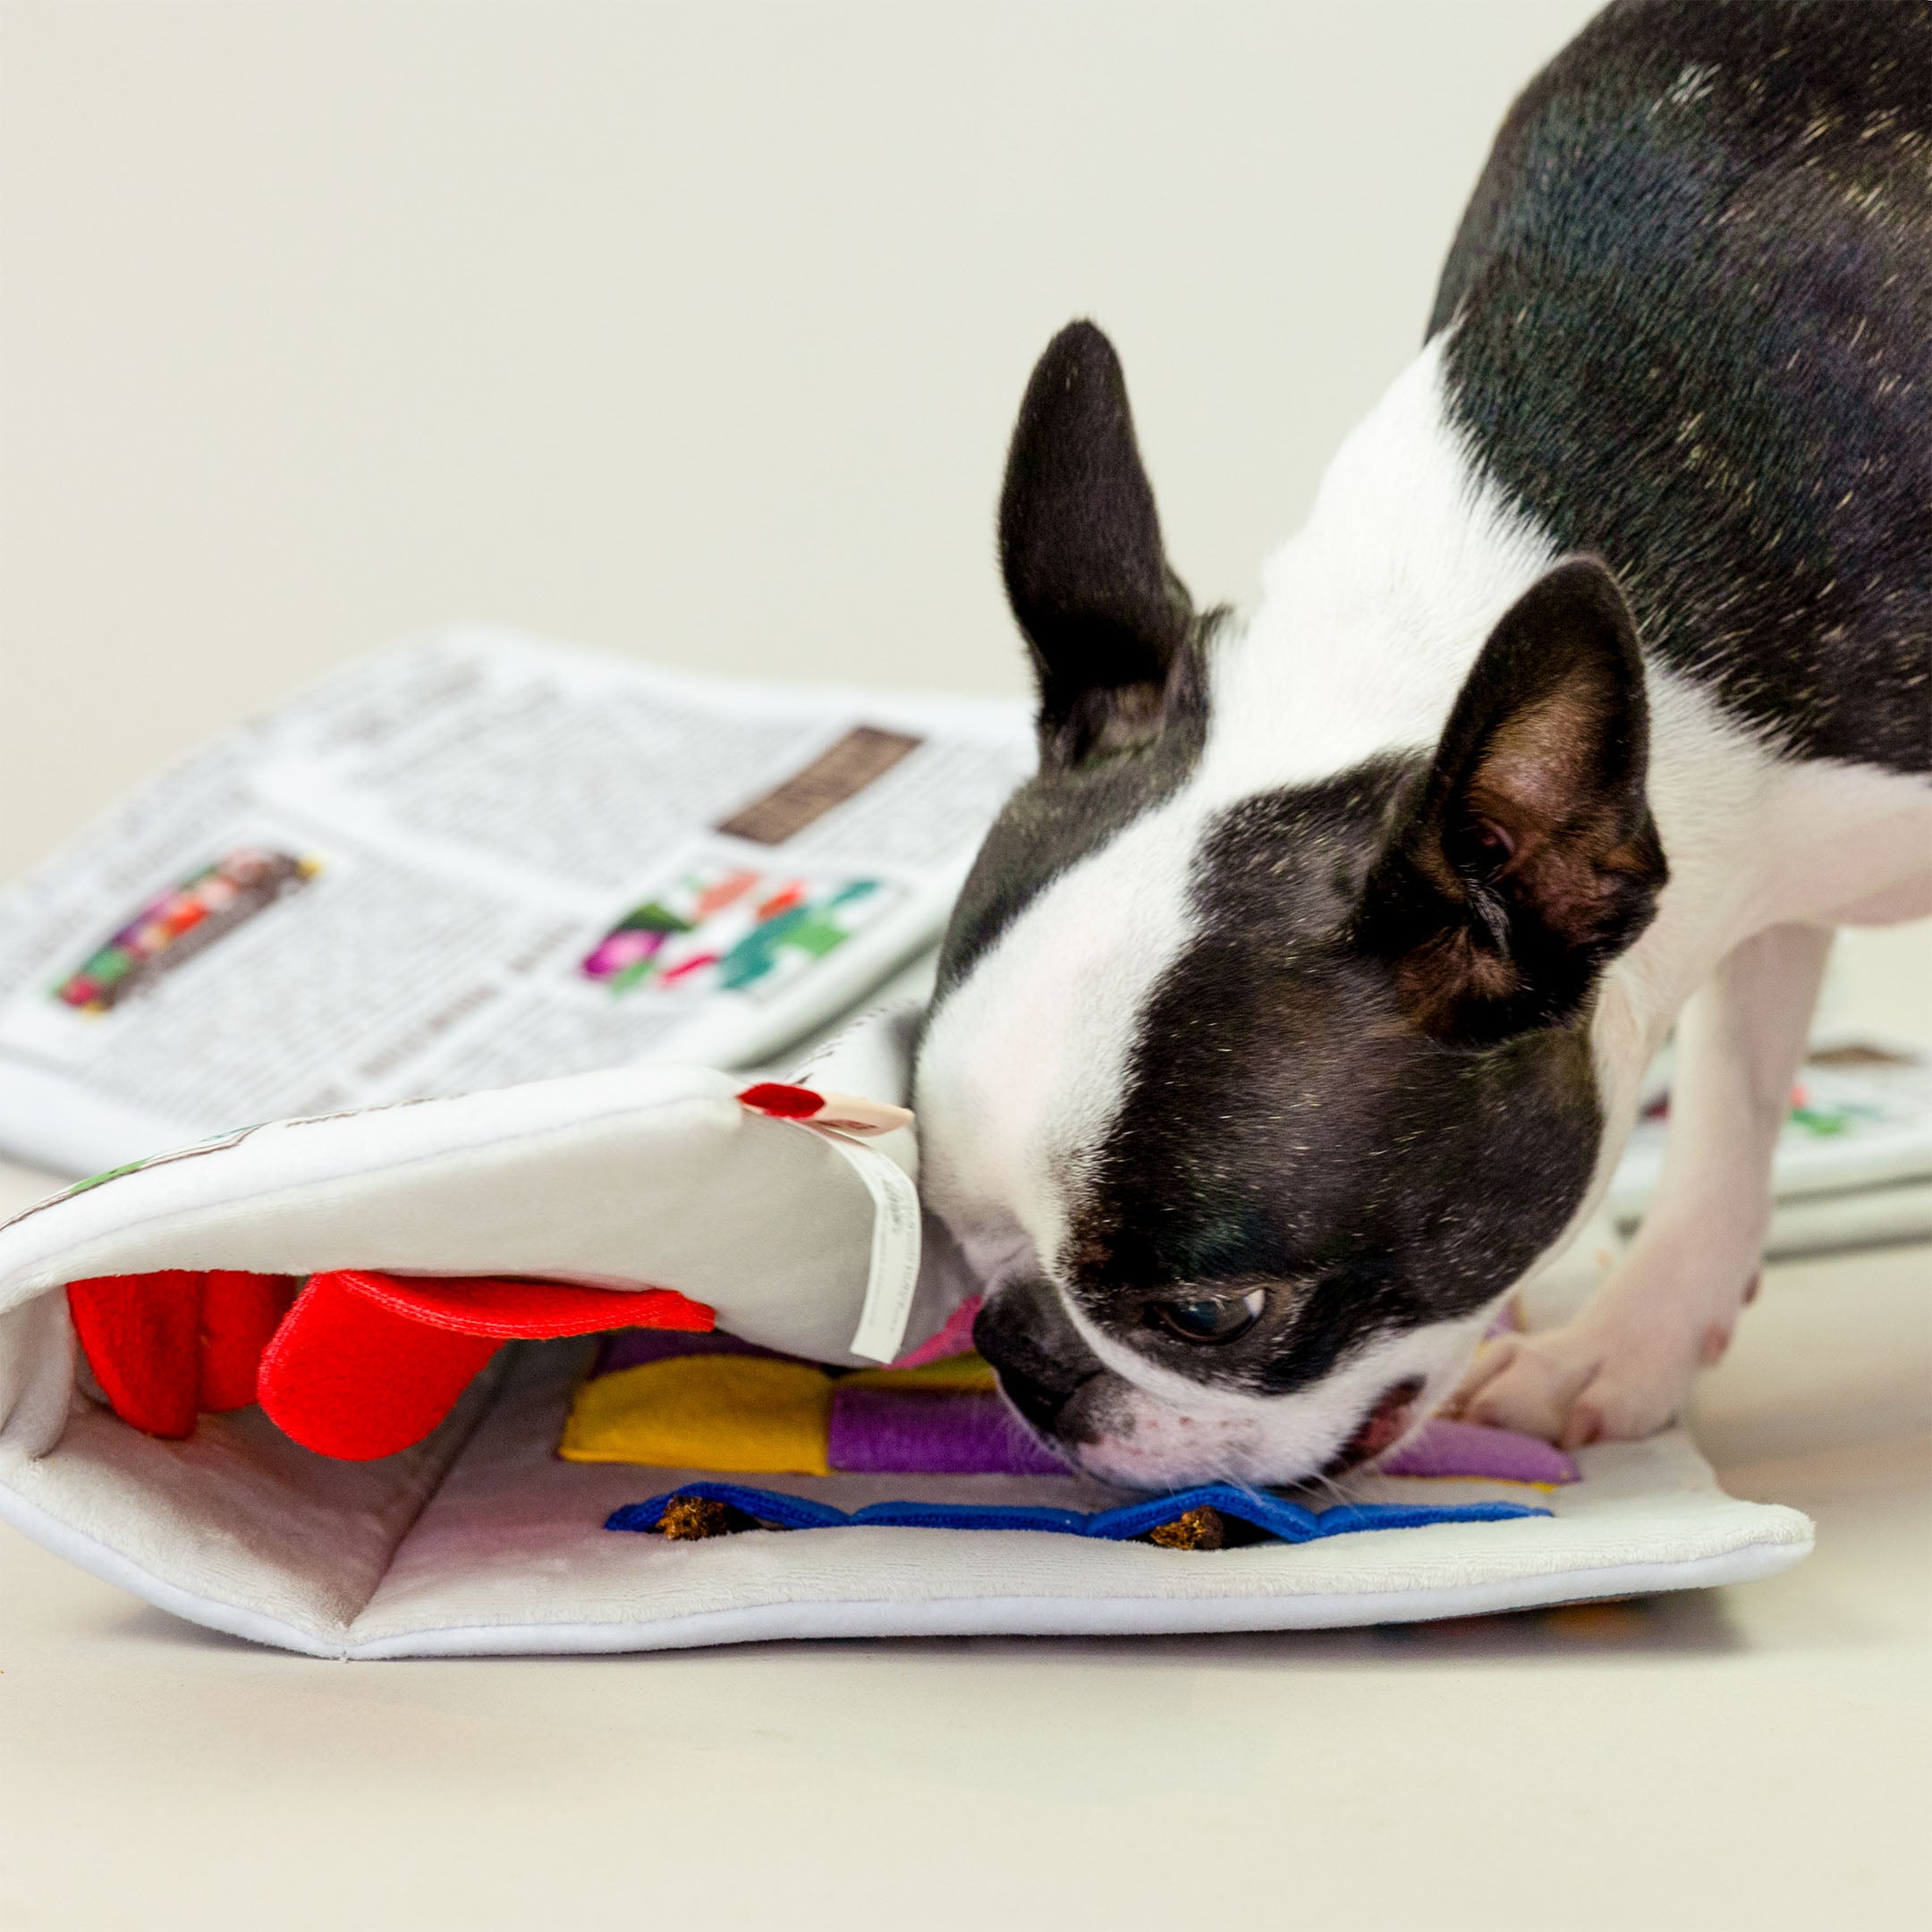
[1436,0,1931,773]
[934,327,1216,1007]
[931,0,1932,1462]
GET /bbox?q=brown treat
[1141,1505,1227,1552]
[655,1495,750,1540]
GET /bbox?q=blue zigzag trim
[605,1479,1546,1543]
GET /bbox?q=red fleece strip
[71,1263,716,1461]
[257,1270,716,1462]
[198,1271,300,1411]
[328,1270,714,1339]
[257,1275,502,1462]
[71,1269,303,1437]
[68,1272,204,1439]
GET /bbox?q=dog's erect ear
[1356,556,1666,1044]
[1000,320,1194,763]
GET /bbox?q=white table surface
[2,927,1928,1932]
[1,1214,1925,1932]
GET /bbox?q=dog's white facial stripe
[921,337,1556,1316]
[916,778,1214,1275]
[920,252,1932,1488]
[923,340,1599,1476]
[922,324,1932,1488]
[919,337,1581,1485]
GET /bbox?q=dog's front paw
[1447,1317,1709,1452]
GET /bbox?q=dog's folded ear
[1355,556,1667,1044]
[1000,320,1197,765]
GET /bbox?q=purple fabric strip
[1377,1418,1579,1485]
[827,1386,1065,1476]
[585,1334,1575,1484]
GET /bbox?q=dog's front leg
[1452,922,1833,1449]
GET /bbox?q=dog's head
[915,321,1666,1487]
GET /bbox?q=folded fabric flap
[1080,1487,1322,1543]
[0,1323,519,1653]
[1295,1500,1546,1535]
[0,1062,931,1365]
[258,1273,710,1460]
[850,1500,1101,1534]
[67,1269,308,1440]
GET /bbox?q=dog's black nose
[973,1285,1102,1433]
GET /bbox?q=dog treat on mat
[1142,1507,1227,1552]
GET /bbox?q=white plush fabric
[0,1063,908,1366]
[0,1001,1812,1657]
[0,1336,1810,1657]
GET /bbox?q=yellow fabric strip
[559,1356,834,1474]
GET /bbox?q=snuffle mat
[0,1007,1811,1657]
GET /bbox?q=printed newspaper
[0,627,1036,1175]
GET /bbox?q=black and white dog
[913,0,1931,1488]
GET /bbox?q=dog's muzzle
[971,1280,1106,1438]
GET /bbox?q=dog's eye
[1149,1288,1267,1343]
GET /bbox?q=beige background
[4,0,1606,878]
[1,4,1928,1929]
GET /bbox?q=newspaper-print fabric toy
[0,1003,1815,1657]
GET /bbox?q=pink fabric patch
[892,1293,983,1368]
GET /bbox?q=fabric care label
[802,1123,922,1362]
